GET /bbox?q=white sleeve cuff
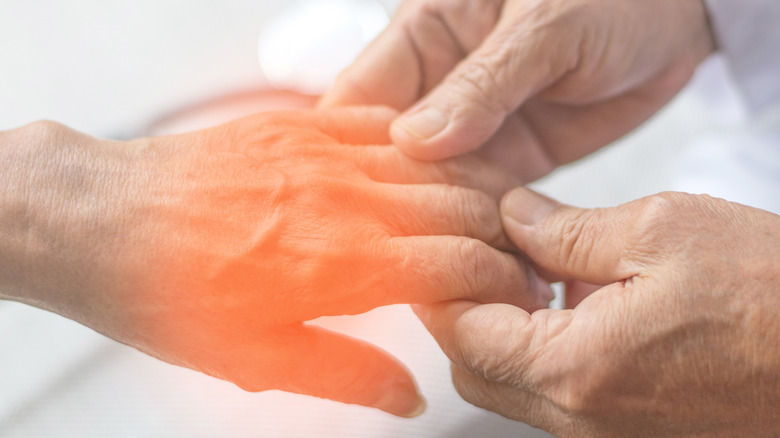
[704,0,780,111]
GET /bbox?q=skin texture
[415,189,780,437]
[321,0,715,182]
[0,107,551,417]
[320,1,780,433]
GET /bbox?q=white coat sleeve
[704,0,780,110]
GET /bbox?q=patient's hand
[0,107,549,417]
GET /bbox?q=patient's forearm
[0,122,64,306]
[0,122,135,322]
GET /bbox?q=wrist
[0,122,52,304]
[0,122,136,321]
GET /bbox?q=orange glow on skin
[63,107,549,417]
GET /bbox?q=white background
[0,1,754,437]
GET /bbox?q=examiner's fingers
[501,188,645,285]
[390,238,553,311]
[413,301,579,387]
[222,325,425,418]
[413,301,532,378]
[320,0,499,110]
[390,10,571,161]
[517,64,696,165]
[449,364,563,433]
[318,25,422,110]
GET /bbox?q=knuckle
[544,361,605,418]
[634,192,686,230]
[628,192,739,263]
[463,338,523,383]
[453,238,498,297]
[554,366,613,419]
[451,58,508,114]
[22,120,72,143]
[627,192,692,251]
[29,119,66,132]
[455,238,486,288]
[557,386,590,417]
[551,208,599,275]
[641,191,726,225]
[469,191,507,248]
[453,307,527,382]
[459,188,500,231]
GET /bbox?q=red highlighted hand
[0,107,549,417]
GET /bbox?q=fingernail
[396,107,449,140]
[502,188,556,226]
[373,382,427,418]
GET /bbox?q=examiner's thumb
[501,188,637,285]
[390,42,539,161]
[390,69,510,162]
[389,22,560,162]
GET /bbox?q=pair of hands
[4,0,779,435]
[320,0,780,435]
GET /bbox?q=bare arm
[0,108,550,416]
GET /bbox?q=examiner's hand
[415,189,780,436]
[322,0,715,181]
[0,108,550,417]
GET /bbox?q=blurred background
[0,0,765,436]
